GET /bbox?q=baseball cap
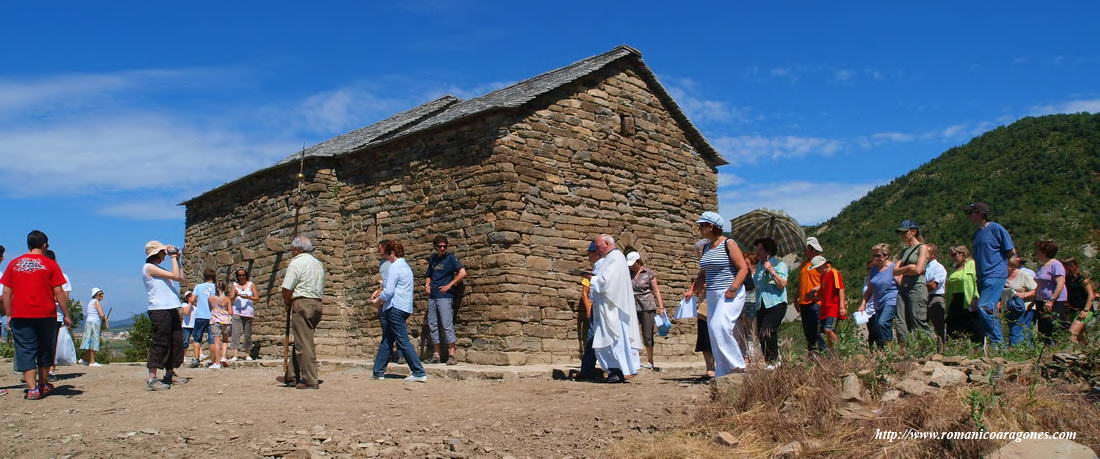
[805,237,823,253]
[896,220,921,232]
[810,255,828,270]
[587,241,598,252]
[961,202,991,216]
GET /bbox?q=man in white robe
[589,235,642,383]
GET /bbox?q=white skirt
[706,288,747,376]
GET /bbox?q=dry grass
[612,355,1100,458]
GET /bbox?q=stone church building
[182,45,726,365]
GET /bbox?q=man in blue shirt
[963,202,1016,346]
[371,240,427,382]
[189,269,216,368]
[423,235,467,365]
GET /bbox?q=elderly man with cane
[276,236,326,390]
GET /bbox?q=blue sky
[2,2,1098,318]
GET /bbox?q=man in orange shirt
[798,237,826,353]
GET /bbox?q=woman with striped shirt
[683,212,750,376]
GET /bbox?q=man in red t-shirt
[811,255,846,352]
[0,230,72,399]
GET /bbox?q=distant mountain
[105,314,139,331]
[812,113,1100,279]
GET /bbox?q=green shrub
[124,314,152,362]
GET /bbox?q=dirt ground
[0,361,711,458]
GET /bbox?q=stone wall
[477,61,718,364]
[183,59,718,364]
[183,161,348,356]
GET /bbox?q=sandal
[25,389,42,400]
[39,383,55,397]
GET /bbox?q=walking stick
[283,148,306,381]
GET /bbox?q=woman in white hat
[79,288,108,366]
[683,211,750,377]
[142,240,185,390]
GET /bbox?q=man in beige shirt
[278,236,325,389]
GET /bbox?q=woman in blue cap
[683,211,749,376]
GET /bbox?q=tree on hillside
[811,113,1100,284]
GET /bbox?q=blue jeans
[372,307,425,378]
[874,300,899,345]
[580,315,596,375]
[799,304,826,352]
[1005,309,1035,346]
[976,277,1006,345]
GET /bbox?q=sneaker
[0,389,7,396]
[220,358,227,363]
[209,363,222,369]
[370,375,386,381]
[641,363,655,370]
[199,353,208,361]
[445,356,458,366]
[245,356,253,361]
[229,357,238,362]
[38,383,55,397]
[189,359,200,369]
[88,362,103,367]
[25,388,42,400]
[163,375,189,385]
[77,359,86,365]
[425,355,441,364]
[404,375,428,383]
[276,376,298,386]
[146,379,171,391]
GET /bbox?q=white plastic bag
[656,311,672,337]
[673,297,697,319]
[55,327,78,365]
[853,310,871,326]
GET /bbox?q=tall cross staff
[283,147,306,381]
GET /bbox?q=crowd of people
[1,199,1095,397]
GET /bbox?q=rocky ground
[0,361,711,458]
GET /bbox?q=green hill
[812,113,1100,280]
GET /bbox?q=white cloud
[293,85,416,134]
[713,135,844,163]
[0,113,295,196]
[769,68,792,77]
[871,132,915,142]
[833,69,856,83]
[719,180,883,225]
[0,70,187,116]
[663,77,746,124]
[717,172,745,188]
[98,198,185,220]
[1031,98,1100,115]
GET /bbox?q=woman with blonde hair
[945,245,980,342]
[857,243,901,349]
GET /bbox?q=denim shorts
[191,318,214,344]
[819,317,837,332]
[11,318,58,372]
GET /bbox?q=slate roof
[184,45,726,205]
